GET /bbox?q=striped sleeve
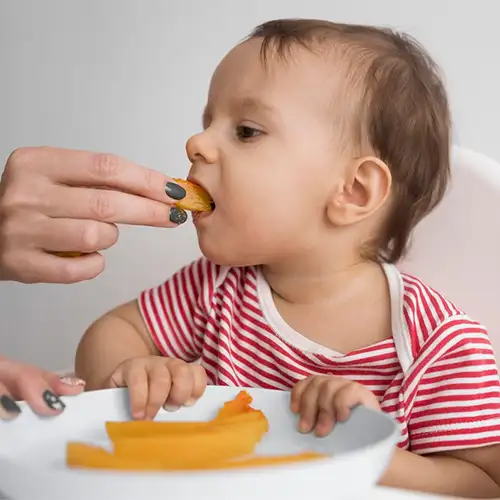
[138,257,220,362]
[406,316,500,455]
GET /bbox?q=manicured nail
[60,376,86,387]
[165,182,186,200]
[169,207,187,225]
[42,390,66,411]
[0,395,21,420]
[163,404,180,412]
[184,398,196,407]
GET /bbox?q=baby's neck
[261,255,392,352]
[261,255,375,306]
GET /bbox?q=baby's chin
[197,238,260,268]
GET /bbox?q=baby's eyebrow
[202,97,276,126]
[230,97,276,116]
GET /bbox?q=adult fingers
[50,375,86,396]
[8,147,182,204]
[1,250,106,284]
[0,383,21,421]
[15,374,66,417]
[35,218,119,253]
[46,185,187,227]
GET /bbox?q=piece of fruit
[65,390,325,473]
[105,409,267,441]
[172,178,213,212]
[52,251,83,258]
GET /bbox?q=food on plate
[172,178,214,212]
[66,390,326,472]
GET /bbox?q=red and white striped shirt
[139,257,500,455]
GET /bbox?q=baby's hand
[107,356,207,420]
[290,375,380,437]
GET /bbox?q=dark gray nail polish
[170,207,188,225]
[165,182,186,200]
[42,390,66,411]
[0,395,21,414]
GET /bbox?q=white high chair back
[399,146,500,360]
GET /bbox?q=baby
[76,19,500,497]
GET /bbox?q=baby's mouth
[172,178,215,213]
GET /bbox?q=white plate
[0,386,398,500]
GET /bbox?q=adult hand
[0,355,85,420]
[0,147,188,283]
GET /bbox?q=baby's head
[187,19,450,269]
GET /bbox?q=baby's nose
[186,131,218,165]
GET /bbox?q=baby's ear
[326,156,392,226]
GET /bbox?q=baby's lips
[172,178,214,212]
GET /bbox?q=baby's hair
[246,19,451,263]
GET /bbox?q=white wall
[1,0,499,371]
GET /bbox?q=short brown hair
[247,19,451,263]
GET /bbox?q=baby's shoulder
[399,272,488,354]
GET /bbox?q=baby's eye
[235,125,261,141]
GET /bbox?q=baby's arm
[290,374,500,496]
[380,444,500,497]
[75,257,216,418]
[75,300,158,390]
[380,317,500,497]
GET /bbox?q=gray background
[0,0,498,371]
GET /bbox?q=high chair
[399,146,500,360]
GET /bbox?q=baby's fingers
[290,377,312,414]
[314,382,340,437]
[296,379,323,434]
[163,359,195,410]
[333,384,379,422]
[120,364,149,420]
[189,364,207,405]
[144,363,172,420]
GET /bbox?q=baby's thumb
[52,376,86,395]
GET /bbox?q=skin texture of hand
[291,375,500,497]
[0,146,188,284]
[106,356,207,420]
[0,355,85,420]
[290,375,380,436]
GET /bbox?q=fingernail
[165,181,186,200]
[42,390,66,411]
[299,420,311,433]
[60,376,86,387]
[163,404,180,412]
[132,410,145,420]
[169,207,187,225]
[0,395,21,420]
[184,398,196,407]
